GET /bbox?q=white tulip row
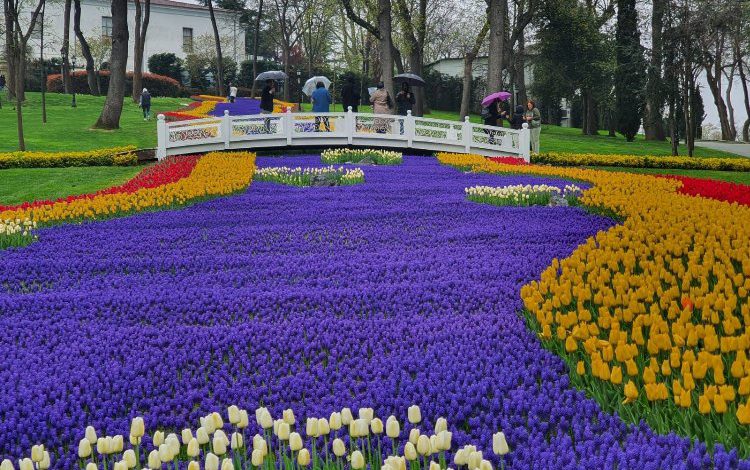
[320,149,403,165]
[1,405,511,470]
[0,218,36,248]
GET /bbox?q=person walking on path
[395,82,415,134]
[260,79,276,133]
[341,76,360,112]
[139,88,151,120]
[311,81,332,132]
[228,83,238,103]
[510,105,525,130]
[370,82,394,133]
[524,100,542,154]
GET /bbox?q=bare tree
[250,0,264,97]
[393,0,427,115]
[3,0,45,149]
[271,0,313,100]
[61,0,72,94]
[644,0,666,140]
[485,0,507,92]
[301,0,334,75]
[93,0,128,129]
[74,0,100,95]
[460,20,488,120]
[132,0,151,102]
[207,0,225,96]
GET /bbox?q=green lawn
[0,166,143,205]
[0,92,186,152]
[592,166,750,185]
[302,103,738,157]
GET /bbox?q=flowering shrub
[321,149,403,165]
[438,152,750,455]
[46,71,181,97]
[661,175,750,206]
[465,184,582,207]
[256,166,364,186]
[0,218,36,249]
[6,405,510,470]
[0,147,137,169]
[0,152,254,225]
[532,152,750,172]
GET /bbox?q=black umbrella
[393,73,426,87]
[255,71,288,81]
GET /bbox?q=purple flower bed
[212,98,262,117]
[0,156,745,468]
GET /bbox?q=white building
[1,0,244,76]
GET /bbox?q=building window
[102,16,113,38]
[183,28,194,53]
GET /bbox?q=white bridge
[156,109,531,161]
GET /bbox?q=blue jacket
[311,87,331,112]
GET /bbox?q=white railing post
[285,109,294,146]
[347,106,355,144]
[463,117,472,153]
[222,110,232,149]
[520,123,531,162]
[156,114,167,160]
[406,110,415,147]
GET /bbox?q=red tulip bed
[0,156,200,213]
[660,175,750,206]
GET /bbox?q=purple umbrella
[481,91,512,107]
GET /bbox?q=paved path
[695,140,750,157]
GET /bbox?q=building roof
[147,0,236,14]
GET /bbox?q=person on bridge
[510,105,525,130]
[261,79,276,133]
[341,75,360,113]
[370,82,394,133]
[524,100,542,154]
[311,81,332,132]
[396,82,415,134]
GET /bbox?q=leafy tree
[614,0,646,141]
[148,53,185,83]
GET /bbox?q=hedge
[46,71,182,97]
[532,152,750,172]
[0,147,138,169]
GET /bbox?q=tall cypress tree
[614,0,646,141]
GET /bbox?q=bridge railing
[156,108,530,161]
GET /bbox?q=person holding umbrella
[341,75,360,112]
[311,81,332,132]
[481,91,511,144]
[395,82,415,134]
[261,79,276,133]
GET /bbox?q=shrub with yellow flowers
[532,151,750,172]
[0,152,255,226]
[0,146,137,169]
[438,152,750,456]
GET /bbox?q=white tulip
[479,460,493,470]
[429,435,439,454]
[153,431,165,447]
[221,458,233,470]
[492,432,509,456]
[417,435,431,456]
[297,448,311,467]
[351,450,365,470]
[85,426,98,444]
[78,438,92,458]
[211,412,224,430]
[289,432,303,452]
[18,459,33,470]
[437,431,452,451]
[197,427,210,445]
[332,438,346,457]
[277,422,291,441]
[251,449,265,467]
[306,417,319,437]
[96,437,109,455]
[182,429,194,445]
[386,416,400,439]
[159,444,174,463]
[130,417,145,438]
[257,408,273,429]
[166,435,180,457]
[147,449,161,469]
[113,461,127,470]
[317,417,330,435]
[39,452,50,470]
[231,432,244,450]
[409,429,420,446]
[0,460,14,470]
[453,449,467,466]
[404,442,417,461]
[187,438,200,458]
[202,417,216,435]
[238,409,250,429]
[467,451,482,470]
[252,435,268,456]
[429,462,441,470]
[329,412,342,431]
[130,434,142,446]
[407,406,421,424]
[205,453,219,470]
[434,418,447,434]
[123,449,137,468]
[358,408,374,424]
[31,445,44,463]
[212,435,227,456]
[86,464,97,470]
[113,435,124,453]
[282,409,296,425]
[341,408,353,425]
[187,461,200,470]
[228,405,241,425]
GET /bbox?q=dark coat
[483,103,500,127]
[341,82,360,111]
[261,85,275,112]
[510,105,525,130]
[396,91,415,116]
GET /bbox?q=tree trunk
[93,0,128,129]
[460,21,489,120]
[15,63,25,150]
[132,0,150,102]
[40,1,47,123]
[724,67,737,141]
[514,35,527,109]
[61,0,72,94]
[4,2,17,101]
[207,0,224,96]
[705,68,732,141]
[644,0,665,140]
[250,0,264,98]
[739,59,750,142]
[377,0,394,97]
[74,0,100,95]
[486,0,506,92]
[409,50,424,116]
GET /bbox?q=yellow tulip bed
[437,152,750,454]
[0,146,137,169]
[0,152,255,226]
[532,152,750,172]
